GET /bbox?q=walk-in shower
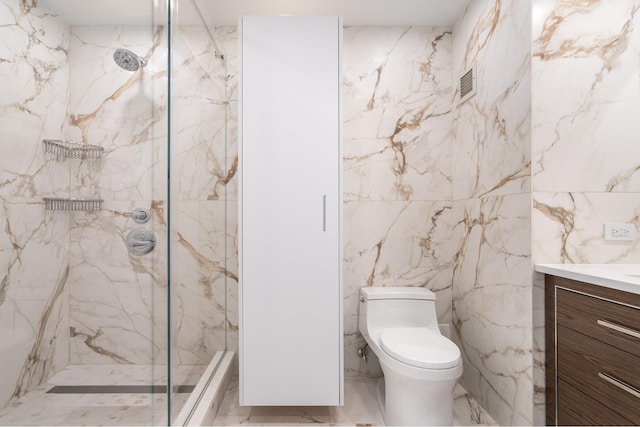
[0,0,233,425]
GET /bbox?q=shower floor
[213,377,498,426]
[0,364,205,426]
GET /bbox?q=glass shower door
[0,0,171,424]
[168,0,235,422]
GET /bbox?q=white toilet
[358,287,463,426]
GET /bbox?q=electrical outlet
[603,223,636,241]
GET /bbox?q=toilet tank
[358,287,439,338]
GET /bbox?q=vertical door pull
[322,195,327,232]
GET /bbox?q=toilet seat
[380,327,461,370]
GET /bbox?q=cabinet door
[239,16,342,406]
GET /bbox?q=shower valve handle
[130,207,151,224]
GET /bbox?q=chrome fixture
[113,48,147,72]
[130,207,151,224]
[357,344,368,363]
[125,228,156,256]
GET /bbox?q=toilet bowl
[358,287,463,426]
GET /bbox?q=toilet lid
[380,327,461,370]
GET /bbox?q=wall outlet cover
[603,223,636,241]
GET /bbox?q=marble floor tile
[453,384,499,426]
[213,377,497,426]
[0,366,497,426]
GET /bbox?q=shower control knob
[131,207,150,224]
[125,228,156,256]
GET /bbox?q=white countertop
[535,264,640,296]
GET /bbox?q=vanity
[536,264,640,426]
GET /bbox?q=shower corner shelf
[43,139,104,160]
[44,198,104,212]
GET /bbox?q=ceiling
[39,0,472,26]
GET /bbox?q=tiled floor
[213,377,498,426]
[0,364,205,426]
[0,367,498,426]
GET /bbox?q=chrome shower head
[113,49,147,72]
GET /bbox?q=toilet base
[380,365,459,426]
[375,377,384,415]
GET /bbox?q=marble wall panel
[452,0,531,200]
[343,27,452,202]
[452,194,533,426]
[172,26,238,202]
[0,0,70,200]
[172,200,237,365]
[64,23,237,370]
[64,25,170,368]
[532,0,640,193]
[170,25,238,367]
[65,25,168,202]
[68,200,167,365]
[451,1,533,425]
[531,0,640,261]
[0,202,70,408]
[0,0,71,410]
[533,191,640,264]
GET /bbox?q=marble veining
[343,26,453,202]
[0,0,71,410]
[451,0,533,425]
[533,192,640,264]
[532,0,640,193]
[531,0,640,264]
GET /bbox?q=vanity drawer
[557,379,633,426]
[556,286,640,355]
[557,325,640,423]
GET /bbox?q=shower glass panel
[0,0,170,425]
[169,0,234,422]
[0,0,231,423]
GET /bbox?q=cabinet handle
[598,372,640,399]
[597,319,640,339]
[322,195,326,232]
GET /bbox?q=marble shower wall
[62,23,237,372]
[342,26,455,376]
[0,0,70,409]
[451,1,533,425]
[64,25,169,366]
[532,0,640,264]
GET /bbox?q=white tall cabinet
[238,16,343,406]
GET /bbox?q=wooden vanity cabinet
[545,275,640,426]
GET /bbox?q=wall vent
[458,63,477,105]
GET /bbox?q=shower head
[113,49,147,72]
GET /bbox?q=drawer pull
[598,373,640,399]
[596,319,640,339]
